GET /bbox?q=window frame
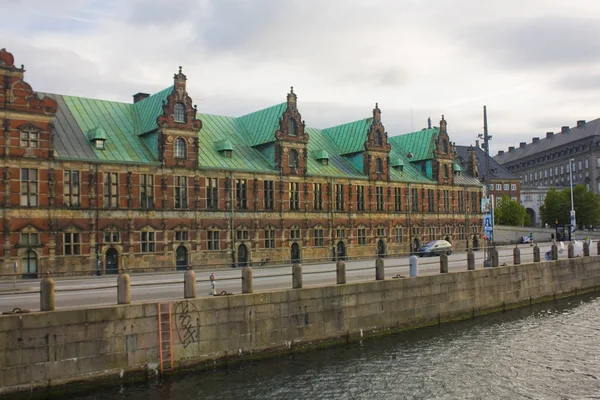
[20,168,38,207]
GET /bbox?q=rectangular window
[578,160,583,170]
[335,184,344,211]
[64,232,81,255]
[289,182,300,210]
[314,228,324,246]
[175,230,189,241]
[544,170,548,178]
[141,231,155,253]
[411,188,418,212]
[458,225,466,240]
[104,231,120,243]
[20,168,38,206]
[443,190,450,212]
[20,130,38,148]
[357,228,366,245]
[313,183,323,211]
[471,192,478,212]
[458,190,465,212]
[395,227,402,243]
[264,180,274,210]
[529,173,533,181]
[394,188,401,211]
[511,184,516,191]
[140,174,154,209]
[356,185,365,211]
[236,229,249,241]
[428,189,435,212]
[63,170,80,207]
[290,227,301,240]
[376,187,384,211]
[555,166,558,176]
[206,178,218,210]
[20,232,39,246]
[549,168,553,177]
[572,162,576,172]
[103,172,118,208]
[336,227,345,238]
[585,159,589,169]
[503,184,509,190]
[428,226,435,241]
[264,229,275,248]
[174,176,188,209]
[376,226,385,237]
[496,184,501,190]
[207,230,219,250]
[236,179,247,210]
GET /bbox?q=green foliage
[494,194,527,226]
[539,184,600,228]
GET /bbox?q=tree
[494,194,527,226]
[539,185,600,228]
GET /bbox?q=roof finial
[290,86,294,93]
[427,117,432,129]
[442,114,445,121]
[178,66,182,74]
[375,102,379,109]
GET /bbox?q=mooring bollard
[533,245,540,262]
[184,269,196,298]
[491,248,499,267]
[242,265,253,294]
[40,274,55,311]
[440,253,449,273]
[409,255,418,277]
[568,242,574,259]
[117,273,131,305]
[336,260,346,284]
[551,244,558,260]
[584,241,590,257]
[375,258,385,281]
[292,263,303,289]
[467,251,475,271]
[513,246,521,265]
[597,240,600,256]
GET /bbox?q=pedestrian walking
[209,272,216,296]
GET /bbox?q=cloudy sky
[2,0,599,154]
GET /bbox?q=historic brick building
[0,48,483,278]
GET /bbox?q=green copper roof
[214,138,233,152]
[305,127,365,178]
[322,118,371,155]
[61,95,157,164]
[389,155,404,167]
[87,125,107,141]
[237,103,287,146]
[314,149,329,160]
[453,161,462,172]
[133,86,173,135]
[388,146,434,183]
[197,113,277,173]
[388,127,439,162]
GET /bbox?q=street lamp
[569,158,576,235]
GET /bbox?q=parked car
[417,240,452,257]
[520,236,531,244]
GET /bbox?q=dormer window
[289,149,298,168]
[174,102,186,123]
[314,149,329,166]
[174,137,186,159]
[87,126,107,150]
[215,139,233,158]
[390,156,404,172]
[288,118,298,136]
[375,130,383,146]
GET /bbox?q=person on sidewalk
[209,272,216,296]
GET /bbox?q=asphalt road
[0,242,575,312]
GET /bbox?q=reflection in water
[74,293,600,399]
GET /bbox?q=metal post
[569,158,576,234]
[242,265,253,293]
[375,258,385,281]
[184,269,196,298]
[584,241,590,257]
[336,260,346,284]
[292,263,303,289]
[117,273,131,304]
[409,255,418,277]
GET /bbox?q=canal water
[73,293,600,399]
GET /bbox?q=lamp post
[569,158,576,235]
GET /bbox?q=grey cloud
[126,0,203,27]
[463,17,600,68]
[555,73,600,91]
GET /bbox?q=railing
[2,240,595,313]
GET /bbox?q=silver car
[418,240,452,257]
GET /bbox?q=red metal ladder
[157,302,174,373]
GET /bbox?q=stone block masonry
[2,257,600,397]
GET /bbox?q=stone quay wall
[2,256,600,396]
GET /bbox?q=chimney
[467,146,478,178]
[497,150,504,155]
[509,146,515,152]
[519,142,526,148]
[133,92,150,103]
[475,139,479,148]
[577,120,586,128]
[561,126,569,133]
[546,132,554,138]
[532,137,539,143]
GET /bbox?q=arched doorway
[237,244,248,267]
[473,236,479,251]
[291,242,300,263]
[336,241,346,261]
[413,238,420,254]
[22,250,37,279]
[526,208,536,227]
[105,248,119,275]
[377,240,385,258]
[176,246,188,271]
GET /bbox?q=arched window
[444,164,449,178]
[174,137,186,159]
[376,158,383,174]
[174,103,186,123]
[375,130,383,146]
[289,149,298,168]
[288,118,298,136]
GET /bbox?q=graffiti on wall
[173,300,200,348]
